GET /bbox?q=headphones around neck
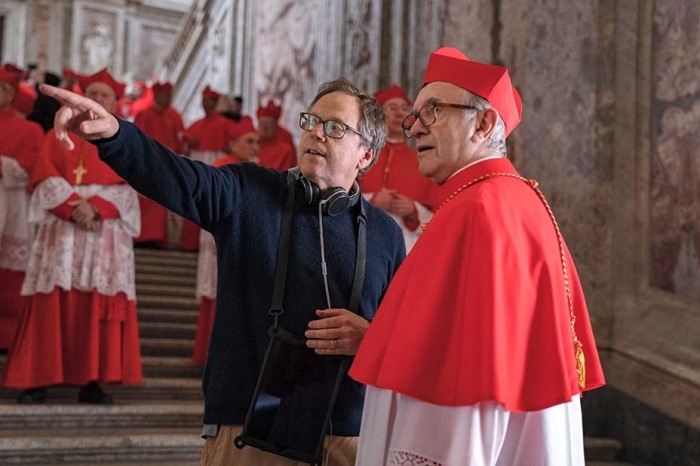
[287,167,359,216]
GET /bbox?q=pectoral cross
[73,164,87,185]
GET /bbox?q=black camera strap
[269,179,367,328]
[235,177,367,464]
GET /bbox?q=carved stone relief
[649,1,700,301]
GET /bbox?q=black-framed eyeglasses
[401,102,478,138]
[299,112,366,140]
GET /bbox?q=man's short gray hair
[309,77,387,176]
[465,92,507,157]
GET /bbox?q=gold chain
[430,172,586,389]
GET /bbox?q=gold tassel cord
[575,341,586,389]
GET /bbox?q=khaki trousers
[200,425,357,466]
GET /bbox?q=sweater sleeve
[93,119,242,231]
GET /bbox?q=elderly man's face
[409,82,480,184]
[298,91,373,192]
[230,132,259,162]
[0,82,16,110]
[257,116,277,140]
[383,97,411,139]
[85,82,118,114]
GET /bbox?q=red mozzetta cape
[0,108,44,173]
[30,132,125,190]
[184,113,235,152]
[350,157,605,412]
[134,106,185,153]
[360,141,435,208]
[258,138,297,171]
[213,153,246,168]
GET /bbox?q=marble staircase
[0,248,204,465]
[0,248,637,464]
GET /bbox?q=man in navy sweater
[42,78,405,465]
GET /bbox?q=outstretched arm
[39,84,119,150]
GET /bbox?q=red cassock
[1,134,143,388]
[275,125,296,154]
[133,106,186,246]
[0,109,44,348]
[191,153,245,365]
[360,140,435,250]
[258,139,297,171]
[360,140,434,208]
[180,114,236,250]
[350,157,605,412]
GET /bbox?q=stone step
[135,272,196,287]
[0,427,202,465]
[0,378,202,403]
[134,248,198,262]
[138,308,199,324]
[584,436,623,461]
[134,263,197,278]
[137,283,197,299]
[0,401,203,430]
[134,251,198,268]
[142,356,202,379]
[141,337,195,358]
[137,294,199,310]
[139,321,197,340]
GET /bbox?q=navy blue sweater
[96,121,405,435]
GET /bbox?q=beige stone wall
[438,0,699,429]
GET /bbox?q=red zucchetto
[374,84,411,106]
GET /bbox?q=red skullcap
[227,115,256,140]
[3,63,24,76]
[422,47,522,136]
[202,85,221,99]
[0,68,20,94]
[256,101,282,120]
[78,68,126,99]
[374,84,411,106]
[152,81,173,94]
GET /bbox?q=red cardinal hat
[152,81,173,94]
[256,101,282,120]
[78,68,126,99]
[0,67,20,94]
[202,85,221,99]
[374,84,411,106]
[422,47,522,136]
[227,115,256,140]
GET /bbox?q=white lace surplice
[0,156,33,272]
[358,386,585,466]
[21,177,140,299]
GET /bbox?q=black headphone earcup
[321,188,350,216]
[295,176,320,205]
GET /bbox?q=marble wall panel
[649,1,700,301]
[252,0,317,142]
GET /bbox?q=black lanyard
[269,180,367,330]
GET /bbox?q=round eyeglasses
[299,112,367,140]
[401,102,478,138]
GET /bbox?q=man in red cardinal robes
[133,81,185,247]
[192,116,259,365]
[0,68,44,350]
[360,84,435,251]
[350,47,605,465]
[256,102,296,171]
[1,68,143,404]
[179,85,236,250]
